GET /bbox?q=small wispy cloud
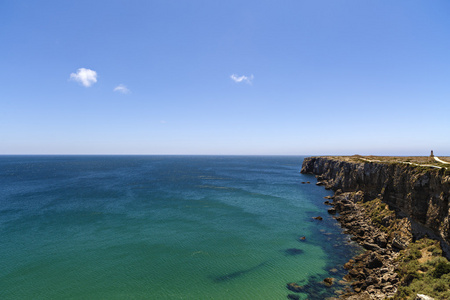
[70,68,97,87]
[230,74,254,84]
[113,84,130,94]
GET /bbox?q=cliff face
[301,157,450,246]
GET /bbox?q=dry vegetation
[391,238,450,300]
[322,155,450,169]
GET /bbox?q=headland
[301,155,450,299]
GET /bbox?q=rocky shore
[300,156,450,299]
[328,190,406,299]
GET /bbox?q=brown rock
[375,235,388,248]
[365,276,378,286]
[382,284,394,292]
[351,280,365,289]
[392,236,409,250]
[344,260,354,269]
[362,242,381,251]
[348,268,360,277]
[367,253,383,269]
[323,277,334,286]
[343,274,352,281]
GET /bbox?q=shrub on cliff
[359,198,396,231]
[432,261,450,278]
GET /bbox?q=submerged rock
[329,268,338,274]
[286,282,303,292]
[284,248,304,256]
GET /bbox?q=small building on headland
[430,150,434,157]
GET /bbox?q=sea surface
[0,156,361,299]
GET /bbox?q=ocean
[0,156,361,299]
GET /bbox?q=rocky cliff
[301,156,450,251]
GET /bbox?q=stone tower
[430,150,434,157]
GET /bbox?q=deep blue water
[0,156,361,299]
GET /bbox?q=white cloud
[70,68,98,87]
[113,84,130,94]
[230,74,254,84]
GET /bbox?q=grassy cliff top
[316,155,450,169]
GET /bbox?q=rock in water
[286,282,303,292]
[284,248,304,256]
[323,277,334,286]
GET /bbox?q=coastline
[326,191,401,299]
[300,156,450,299]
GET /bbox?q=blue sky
[1,0,449,155]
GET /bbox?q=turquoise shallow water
[0,156,361,299]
